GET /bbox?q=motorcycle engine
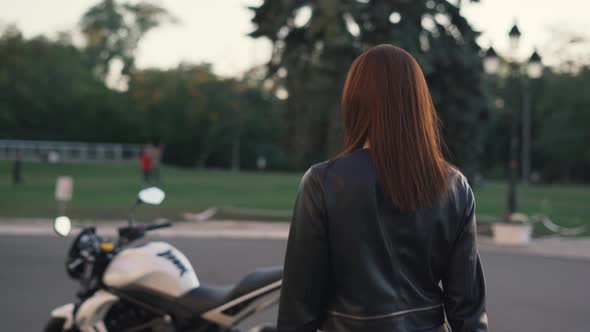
[104,300,174,332]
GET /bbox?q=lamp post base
[492,222,533,246]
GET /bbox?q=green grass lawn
[474,181,590,236]
[0,161,588,235]
[0,161,300,221]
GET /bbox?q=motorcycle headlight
[66,228,97,280]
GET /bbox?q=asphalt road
[1,235,589,332]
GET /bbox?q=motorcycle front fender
[50,303,75,330]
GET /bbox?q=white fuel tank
[103,242,199,297]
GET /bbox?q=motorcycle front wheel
[44,317,67,332]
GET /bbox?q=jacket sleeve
[442,179,488,332]
[277,168,330,332]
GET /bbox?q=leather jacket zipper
[327,303,443,321]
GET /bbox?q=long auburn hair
[340,44,450,212]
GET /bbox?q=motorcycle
[45,187,281,332]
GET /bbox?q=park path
[0,219,589,260]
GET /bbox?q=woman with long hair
[277,45,487,332]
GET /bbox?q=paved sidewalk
[1,219,589,261]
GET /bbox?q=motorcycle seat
[226,266,282,301]
[177,266,282,314]
[176,285,231,315]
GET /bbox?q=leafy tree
[127,64,285,168]
[250,0,486,173]
[250,1,357,167]
[534,67,590,182]
[81,0,175,80]
[0,24,284,170]
[0,26,137,142]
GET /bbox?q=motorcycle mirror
[138,187,166,206]
[54,216,72,237]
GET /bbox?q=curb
[0,219,290,240]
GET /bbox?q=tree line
[0,0,588,182]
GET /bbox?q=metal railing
[0,139,143,162]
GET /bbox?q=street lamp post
[483,23,543,217]
[507,23,521,215]
[522,50,543,183]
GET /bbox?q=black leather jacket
[277,149,487,332]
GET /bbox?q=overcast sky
[1,0,588,77]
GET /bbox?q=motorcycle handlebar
[145,221,172,231]
[117,221,172,243]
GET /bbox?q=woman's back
[278,149,486,331]
[277,45,487,332]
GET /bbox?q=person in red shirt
[140,151,152,183]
